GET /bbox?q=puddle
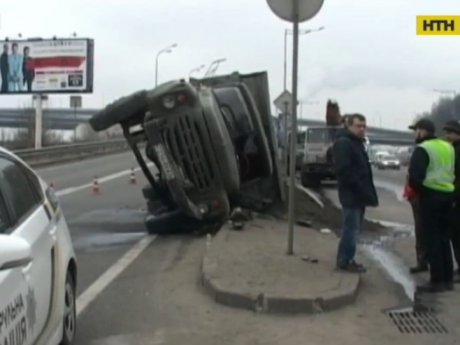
[362,222,417,301]
[369,219,413,236]
[363,242,416,301]
[374,180,405,202]
[73,232,146,251]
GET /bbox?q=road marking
[76,235,157,317]
[55,163,154,197]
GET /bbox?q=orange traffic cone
[130,168,137,185]
[92,177,101,195]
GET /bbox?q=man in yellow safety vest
[408,118,455,293]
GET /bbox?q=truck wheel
[301,173,320,188]
[89,90,148,131]
[142,185,159,201]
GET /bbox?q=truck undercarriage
[90,72,282,233]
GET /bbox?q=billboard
[0,38,94,95]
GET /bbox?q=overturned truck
[90,72,283,233]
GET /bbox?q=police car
[0,148,77,345]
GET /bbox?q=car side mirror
[0,235,32,271]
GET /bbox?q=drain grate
[386,308,448,334]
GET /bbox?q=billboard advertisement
[0,38,94,95]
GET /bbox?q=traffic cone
[129,168,137,185]
[92,177,101,195]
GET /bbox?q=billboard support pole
[34,94,43,149]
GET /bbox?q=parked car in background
[376,154,401,170]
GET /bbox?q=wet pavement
[32,157,460,344]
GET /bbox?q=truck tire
[89,90,148,131]
[142,185,159,201]
[301,172,320,188]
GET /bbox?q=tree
[414,94,460,133]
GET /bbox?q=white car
[0,148,77,345]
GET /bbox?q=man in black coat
[443,120,460,282]
[0,43,9,93]
[333,113,378,273]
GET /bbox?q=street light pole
[204,58,227,78]
[283,26,324,92]
[189,64,206,79]
[287,0,300,255]
[284,29,288,91]
[155,43,178,87]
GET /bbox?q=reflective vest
[418,139,455,192]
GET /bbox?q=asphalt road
[34,156,460,345]
[36,151,149,297]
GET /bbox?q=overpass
[0,107,414,145]
[297,118,413,146]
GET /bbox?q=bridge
[297,118,413,146]
[0,107,414,145]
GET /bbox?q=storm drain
[386,308,448,334]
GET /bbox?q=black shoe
[337,261,366,273]
[444,283,454,291]
[410,264,428,274]
[416,282,446,293]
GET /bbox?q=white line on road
[55,163,154,197]
[76,235,157,317]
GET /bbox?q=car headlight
[162,95,176,109]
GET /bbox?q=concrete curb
[201,231,361,314]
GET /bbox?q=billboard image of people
[0,38,94,95]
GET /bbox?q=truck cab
[300,126,341,187]
[90,71,282,233]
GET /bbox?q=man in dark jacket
[0,43,9,93]
[443,120,460,281]
[333,113,378,273]
[408,118,455,293]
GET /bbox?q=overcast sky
[1,0,459,130]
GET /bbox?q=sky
[0,0,459,130]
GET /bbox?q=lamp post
[189,64,206,79]
[155,43,178,87]
[283,26,324,91]
[267,0,325,255]
[204,58,227,77]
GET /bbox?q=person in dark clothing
[443,120,460,281]
[408,118,455,293]
[0,44,9,93]
[403,174,429,273]
[22,46,34,92]
[333,113,378,273]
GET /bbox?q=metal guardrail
[14,139,130,167]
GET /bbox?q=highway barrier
[14,139,131,167]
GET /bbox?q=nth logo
[417,16,460,35]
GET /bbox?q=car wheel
[61,272,76,345]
